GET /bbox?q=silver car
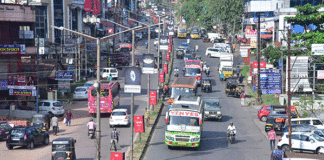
[203,98,222,121]
[73,86,89,100]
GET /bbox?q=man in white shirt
[227,122,236,140]
[87,118,96,136]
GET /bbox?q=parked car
[110,57,130,68]
[205,47,225,58]
[203,98,222,121]
[38,100,65,116]
[73,86,89,100]
[0,121,12,140]
[100,67,119,79]
[258,105,297,122]
[154,38,159,46]
[109,109,130,128]
[277,132,324,153]
[291,118,324,129]
[6,126,50,150]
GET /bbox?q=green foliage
[302,111,309,117]
[261,94,280,105]
[240,65,249,80]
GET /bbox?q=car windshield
[181,43,188,47]
[192,31,198,34]
[53,102,63,107]
[185,68,201,76]
[184,54,192,59]
[205,102,220,108]
[112,112,127,116]
[169,116,199,126]
[110,69,117,73]
[75,88,87,92]
[170,87,195,98]
[179,28,186,33]
[203,80,210,84]
[10,129,25,136]
[32,117,45,122]
[312,134,324,142]
[222,68,232,71]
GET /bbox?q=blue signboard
[257,69,281,94]
[55,71,74,80]
[67,66,75,71]
[0,80,8,90]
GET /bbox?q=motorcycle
[88,129,95,139]
[145,42,148,49]
[228,130,235,144]
[205,68,210,76]
[174,69,179,77]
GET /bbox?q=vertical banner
[159,71,165,83]
[134,115,145,133]
[111,152,125,160]
[84,0,92,12]
[166,52,170,61]
[124,67,142,93]
[142,54,154,74]
[164,64,168,74]
[149,91,157,105]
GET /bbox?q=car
[203,98,222,121]
[282,124,316,133]
[73,86,89,100]
[180,42,189,50]
[100,67,119,79]
[154,38,159,46]
[205,47,225,58]
[277,132,324,154]
[6,126,50,150]
[258,105,297,122]
[38,100,65,116]
[109,109,130,127]
[84,81,94,88]
[291,118,324,129]
[0,121,12,140]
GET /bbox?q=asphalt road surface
[144,37,272,160]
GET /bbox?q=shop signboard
[8,86,36,96]
[134,115,145,133]
[240,49,248,58]
[7,75,26,86]
[149,91,157,105]
[250,37,257,48]
[58,80,70,92]
[259,69,281,94]
[0,44,26,54]
[0,80,8,90]
[19,31,34,39]
[124,67,142,93]
[55,71,74,80]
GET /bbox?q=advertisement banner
[318,70,324,79]
[0,44,26,54]
[7,75,26,86]
[0,80,8,90]
[149,91,157,105]
[84,0,91,12]
[252,62,266,68]
[124,67,142,93]
[58,80,70,92]
[142,54,154,74]
[250,37,257,48]
[159,71,165,83]
[134,115,145,133]
[55,71,74,80]
[245,29,257,38]
[166,52,170,61]
[164,64,168,74]
[111,152,125,160]
[8,86,36,96]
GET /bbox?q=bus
[168,77,197,106]
[88,81,120,117]
[184,60,202,85]
[177,26,187,38]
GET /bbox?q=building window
[72,9,78,31]
[35,6,48,39]
[54,0,64,43]
[290,0,321,7]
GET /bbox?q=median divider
[126,43,175,160]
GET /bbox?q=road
[144,37,272,160]
[0,16,159,160]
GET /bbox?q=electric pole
[257,13,261,103]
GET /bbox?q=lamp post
[52,22,143,160]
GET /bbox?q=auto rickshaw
[265,113,288,132]
[195,55,203,64]
[225,82,245,98]
[201,78,212,93]
[31,113,51,131]
[176,49,185,59]
[52,137,77,160]
[202,35,210,43]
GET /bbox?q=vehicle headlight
[204,111,209,114]
[217,111,221,114]
[191,137,200,142]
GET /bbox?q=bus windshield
[185,68,201,76]
[178,28,186,33]
[170,87,195,98]
[169,116,199,126]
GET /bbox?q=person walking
[268,127,276,150]
[235,66,240,78]
[51,115,59,136]
[65,109,73,126]
[145,108,149,127]
[239,74,244,84]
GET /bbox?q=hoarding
[318,70,324,79]
[142,54,154,74]
[58,80,70,92]
[0,80,8,90]
[259,69,281,94]
[8,86,36,96]
[134,115,145,133]
[111,152,125,160]
[124,67,142,93]
[55,71,74,80]
[0,44,26,54]
[149,91,157,105]
[250,37,257,48]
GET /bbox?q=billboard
[259,69,281,94]
[124,67,141,93]
[0,44,26,54]
[58,80,70,92]
[142,54,154,74]
[0,80,8,90]
[286,56,312,92]
[55,71,74,80]
[8,86,36,96]
[318,70,324,79]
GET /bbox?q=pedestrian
[268,127,276,150]
[145,108,149,127]
[239,74,244,84]
[65,109,73,126]
[51,115,58,136]
[195,44,199,52]
[236,66,240,78]
[89,68,93,77]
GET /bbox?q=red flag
[84,0,91,12]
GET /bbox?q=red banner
[252,62,266,68]
[149,91,157,105]
[111,152,125,160]
[84,0,91,12]
[108,28,114,34]
[134,116,145,133]
[159,72,164,83]
[164,64,168,74]
[93,0,100,15]
[166,52,170,62]
[155,19,158,23]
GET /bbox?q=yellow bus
[177,26,187,38]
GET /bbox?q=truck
[165,96,204,149]
[177,26,187,38]
[218,54,234,81]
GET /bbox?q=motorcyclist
[195,44,199,52]
[145,41,148,49]
[136,60,140,66]
[205,66,210,76]
[163,83,169,98]
[174,67,179,77]
[227,122,236,140]
[87,118,96,136]
[111,127,120,143]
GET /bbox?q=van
[100,67,118,80]
[291,118,324,129]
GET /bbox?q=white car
[291,118,324,129]
[278,132,324,154]
[109,109,130,127]
[154,38,159,46]
[205,47,225,58]
[73,86,89,100]
[38,100,65,116]
[100,67,118,79]
[135,32,143,40]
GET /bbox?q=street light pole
[36,36,40,113]
[96,37,101,160]
[257,13,261,103]
[131,29,135,160]
[157,16,161,100]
